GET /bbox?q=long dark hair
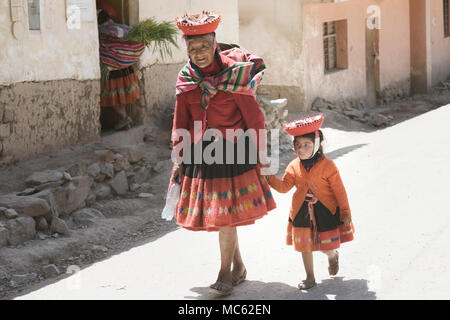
[293,130,324,154]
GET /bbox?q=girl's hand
[341,216,352,226]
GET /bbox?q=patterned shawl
[99,34,145,71]
[175,43,266,110]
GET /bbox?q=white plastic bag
[161,181,181,221]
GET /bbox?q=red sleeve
[172,93,192,151]
[233,93,266,154]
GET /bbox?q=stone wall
[378,79,411,104]
[0,80,100,164]
[136,62,185,128]
[257,85,307,111]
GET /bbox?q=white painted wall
[0,0,100,85]
[239,0,304,87]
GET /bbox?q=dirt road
[15,104,450,300]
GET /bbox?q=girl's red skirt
[287,200,355,252]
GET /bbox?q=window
[444,0,450,37]
[323,20,348,73]
[27,0,40,30]
[323,22,337,71]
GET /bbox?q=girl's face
[294,137,314,160]
[187,38,215,68]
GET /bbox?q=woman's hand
[341,216,352,227]
[170,164,182,184]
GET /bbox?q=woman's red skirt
[100,66,140,107]
[175,137,276,231]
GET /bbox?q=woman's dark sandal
[328,251,339,276]
[232,269,247,286]
[298,279,317,290]
[209,281,233,296]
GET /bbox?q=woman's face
[294,137,314,160]
[187,38,215,68]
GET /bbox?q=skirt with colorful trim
[100,66,140,107]
[286,200,355,252]
[175,136,277,231]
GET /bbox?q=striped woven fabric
[99,34,145,71]
[176,43,266,110]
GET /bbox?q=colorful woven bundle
[99,34,145,71]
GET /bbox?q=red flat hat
[283,114,324,136]
[176,11,221,35]
[97,0,117,17]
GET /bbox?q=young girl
[266,114,354,290]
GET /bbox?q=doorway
[96,0,141,132]
[365,19,380,108]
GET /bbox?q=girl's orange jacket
[268,156,351,222]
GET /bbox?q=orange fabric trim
[268,156,351,222]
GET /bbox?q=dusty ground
[0,85,449,300]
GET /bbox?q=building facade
[239,0,450,110]
[0,0,239,163]
[1,0,449,163]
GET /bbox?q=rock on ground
[42,264,60,277]
[50,217,70,235]
[0,195,50,217]
[70,208,105,227]
[6,217,36,246]
[25,170,63,187]
[109,171,128,196]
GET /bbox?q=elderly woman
[169,12,276,295]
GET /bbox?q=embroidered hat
[176,11,221,35]
[283,114,324,137]
[284,114,324,159]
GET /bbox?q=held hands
[341,216,352,227]
[258,160,273,182]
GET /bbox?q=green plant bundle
[126,18,179,60]
[100,61,110,89]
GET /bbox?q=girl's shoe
[328,251,339,276]
[298,279,317,290]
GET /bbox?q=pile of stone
[256,94,292,151]
[311,97,393,128]
[435,80,450,91]
[0,143,162,249]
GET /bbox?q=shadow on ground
[186,277,376,300]
[327,144,368,160]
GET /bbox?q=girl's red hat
[176,11,221,35]
[283,114,324,136]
